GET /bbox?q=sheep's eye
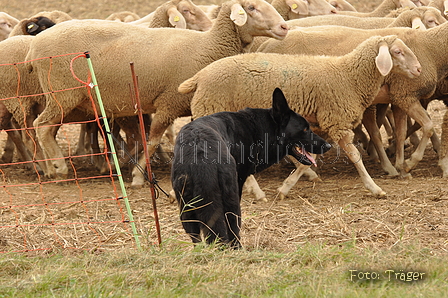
[394,50,402,55]
[248,5,255,11]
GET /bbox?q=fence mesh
[0,52,141,253]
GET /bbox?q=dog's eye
[303,128,308,132]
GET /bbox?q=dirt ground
[0,0,447,254]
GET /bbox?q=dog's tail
[178,75,198,94]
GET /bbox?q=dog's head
[271,88,331,166]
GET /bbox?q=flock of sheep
[0,0,448,201]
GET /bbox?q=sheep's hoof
[130,183,144,189]
[277,191,287,200]
[400,172,412,180]
[168,190,176,204]
[309,177,322,183]
[376,191,387,199]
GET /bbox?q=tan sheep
[0,12,19,40]
[0,35,48,173]
[271,0,337,19]
[25,0,288,186]
[105,11,141,22]
[327,0,357,11]
[338,0,423,17]
[179,35,421,198]
[256,23,448,198]
[130,0,213,31]
[428,0,448,19]
[8,10,72,37]
[286,6,446,29]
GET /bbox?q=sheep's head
[327,0,357,12]
[229,0,288,40]
[376,36,421,79]
[24,17,56,35]
[176,0,213,31]
[163,0,213,31]
[286,0,337,18]
[398,0,422,8]
[420,7,446,29]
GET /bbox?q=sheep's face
[387,39,422,79]
[178,0,213,31]
[287,0,337,18]
[398,0,421,8]
[235,0,288,40]
[421,8,446,29]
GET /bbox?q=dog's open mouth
[293,145,317,167]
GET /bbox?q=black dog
[171,88,331,247]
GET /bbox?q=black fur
[171,88,331,248]
[25,17,56,35]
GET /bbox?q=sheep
[105,11,141,22]
[327,0,357,11]
[0,12,19,40]
[8,10,72,37]
[198,4,221,19]
[338,0,422,17]
[25,0,288,187]
[244,0,337,53]
[271,0,337,19]
[286,6,446,29]
[179,35,421,198]
[428,0,448,18]
[77,1,214,164]
[130,0,213,31]
[256,23,448,197]
[0,35,49,173]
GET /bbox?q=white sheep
[327,0,357,11]
[256,23,448,198]
[8,11,72,37]
[428,0,448,19]
[271,0,337,19]
[0,35,49,173]
[0,12,19,40]
[25,0,288,186]
[130,0,213,31]
[180,35,421,198]
[105,11,141,22]
[338,0,422,17]
[286,6,446,29]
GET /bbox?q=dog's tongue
[304,150,317,167]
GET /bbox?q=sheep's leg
[405,117,440,154]
[403,101,434,171]
[131,112,172,188]
[1,134,15,163]
[390,105,410,177]
[33,114,68,179]
[338,132,386,198]
[75,123,90,155]
[438,108,448,177]
[277,162,314,199]
[362,106,399,176]
[243,175,266,201]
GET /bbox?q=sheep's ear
[230,3,247,26]
[26,22,39,34]
[411,17,426,30]
[167,7,187,29]
[286,0,309,15]
[375,43,393,76]
[271,88,291,126]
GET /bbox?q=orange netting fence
[0,52,149,253]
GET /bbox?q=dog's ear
[271,88,291,126]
